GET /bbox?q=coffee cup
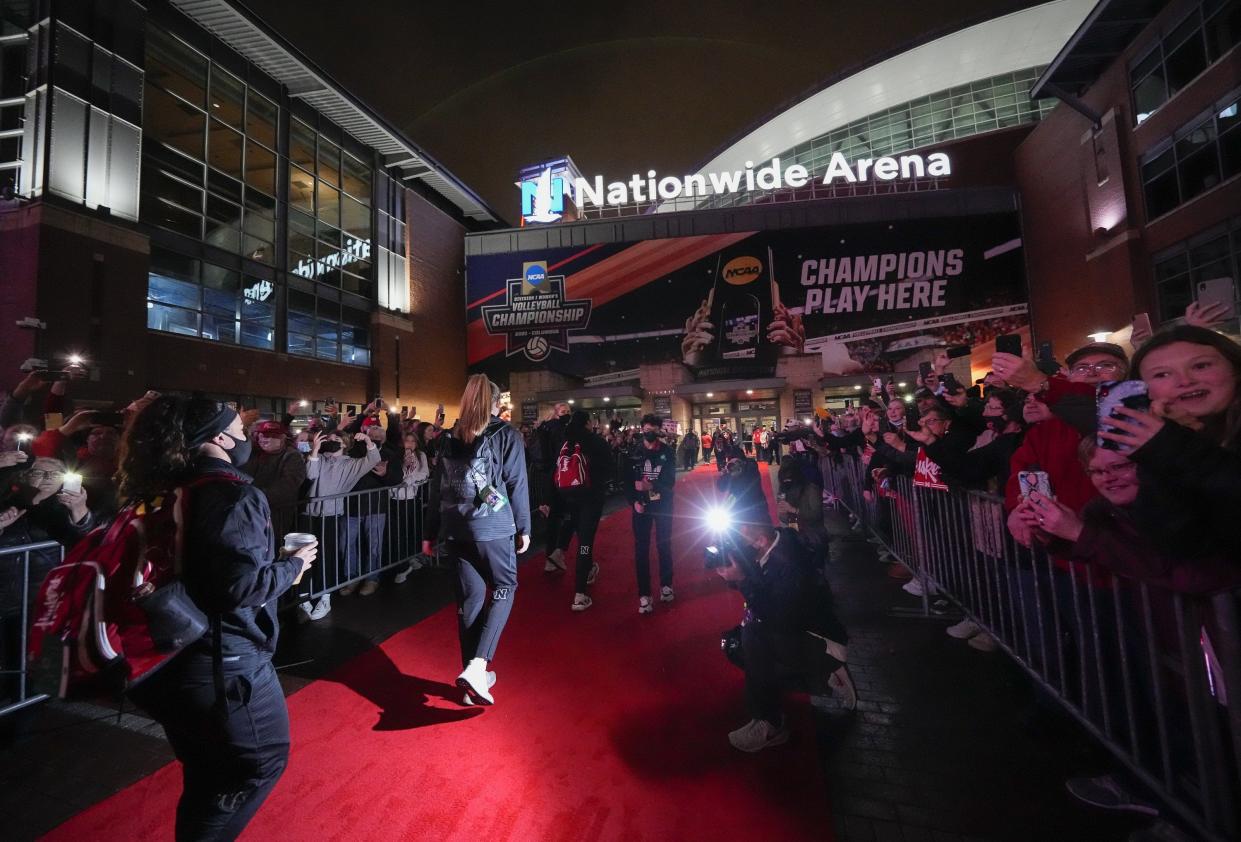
[283,532,318,554]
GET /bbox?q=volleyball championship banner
[466,213,1028,383]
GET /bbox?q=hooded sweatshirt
[439,417,530,542]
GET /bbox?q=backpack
[27,474,242,700]
[554,440,592,491]
[441,428,504,521]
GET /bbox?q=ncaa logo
[722,256,762,285]
[521,261,549,295]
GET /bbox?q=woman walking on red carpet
[438,375,530,705]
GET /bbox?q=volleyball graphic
[525,336,550,360]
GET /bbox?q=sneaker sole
[456,677,494,706]
[732,730,791,752]
[571,603,592,612]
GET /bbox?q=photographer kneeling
[713,519,856,753]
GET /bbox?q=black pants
[130,654,289,842]
[557,496,604,593]
[450,537,518,666]
[632,502,673,598]
[543,484,567,555]
[743,624,842,725]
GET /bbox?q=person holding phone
[117,396,316,841]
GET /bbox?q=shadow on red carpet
[41,464,834,841]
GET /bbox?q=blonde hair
[454,374,500,445]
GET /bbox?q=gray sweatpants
[450,536,519,666]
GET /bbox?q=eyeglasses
[1084,462,1138,479]
[26,470,65,481]
[1070,361,1123,376]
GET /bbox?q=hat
[1065,342,1128,369]
[361,415,382,429]
[255,420,285,436]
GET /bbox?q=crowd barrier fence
[0,540,62,719]
[820,453,1241,842]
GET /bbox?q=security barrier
[0,540,62,719]
[821,454,1241,842]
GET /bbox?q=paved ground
[2,465,1152,841]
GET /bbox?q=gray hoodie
[305,443,381,516]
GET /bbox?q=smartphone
[995,334,1022,357]
[872,377,883,391]
[918,361,933,379]
[1017,470,1053,501]
[1037,341,1053,363]
[941,372,963,393]
[1097,380,1152,453]
[946,345,971,359]
[1197,277,1237,319]
[32,369,72,381]
[1035,340,1060,376]
[1132,312,1153,339]
[844,399,853,409]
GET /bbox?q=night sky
[243,0,1041,224]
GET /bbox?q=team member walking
[439,374,530,705]
[119,396,317,841]
[550,410,614,612]
[626,414,677,614]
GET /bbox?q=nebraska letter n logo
[493,587,511,601]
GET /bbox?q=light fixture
[567,399,575,404]
[897,382,907,388]
[1088,331,1110,343]
[603,396,610,402]
[67,354,83,365]
[745,389,754,395]
[853,384,862,390]
[299,400,309,408]
[803,418,812,425]
[706,392,714,398]
[904,395,914,403]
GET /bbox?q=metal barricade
[0,540,62,719]
[821,454,1241,842]
[276,483,434,601]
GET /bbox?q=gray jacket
[305,445,381,516]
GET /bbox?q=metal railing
[821,454,1241,842]
[1,540,63,719]
[275,482,435,602]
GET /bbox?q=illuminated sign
[243,279,274,302]
[293,237,371,281]
[517,152,951,218]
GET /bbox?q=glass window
[290,118,315,171]
[1176,122,1220,200]
[1206,0,1241,61]
[289,164,314,212]
[1165,30,1208,94]
[205,195,242,251]
[145,83,205,159]
[317,180,340,224]
[209,65,245,129]
[145,29,206,109]
[288,209,316,273]
[148,271,199,308]
[342,195,369,242]
[247,91,277,150]
[342,152,371,203]
[317,137,340,188]
[245,140,276,196]
[207,119,244,179]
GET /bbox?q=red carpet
[43,465,833,841]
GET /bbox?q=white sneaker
[359,579,379,597]
[638,596,654,615]
[457,660,495,705]
[544,548,567,572]
[660,586,675,603]
[393,564,413,584]
[586,563,600,585]
[902,578,925,597]
[296,600,313,624]
[967,633,998,652]
[828,665,858,711]
[947,618,981,639]
[461,671,496,706]
[728,718,790,752]
[308,594,331,621]
[571,593,592,612]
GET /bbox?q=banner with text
[467,213,1027,384]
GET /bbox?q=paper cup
[283,532,317,553]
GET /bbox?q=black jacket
[181,458,302,660]
[438,417,531,542]
[558,426,614,503]
[738,528,846,643]
[625,441,676,507]
[717,457,770,526]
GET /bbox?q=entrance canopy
[677,378,785,403]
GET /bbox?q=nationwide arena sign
[520,152,952,223]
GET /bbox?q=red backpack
[554,441,592,491]
[27,474,242,699]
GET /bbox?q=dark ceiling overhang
[1031,0,1168,100]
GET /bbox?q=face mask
[984,416,1004,432]
[224,432,252,466]
[296,441,311,454]
[643,431,659,443]
[319,440,342,454]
